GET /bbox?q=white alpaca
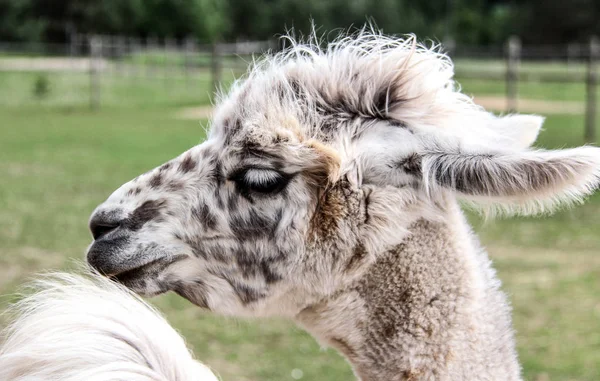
[2,29,600,380]
[0,272,218,381]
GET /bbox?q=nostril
[90,220,120,240]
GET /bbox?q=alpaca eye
[233,168,289,195]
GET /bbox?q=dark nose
[89,214,121,240]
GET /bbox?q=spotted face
[87,32,600,317]
[87,128,349,316]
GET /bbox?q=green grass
[0,57,596,109]
[0,71,591,108]
[0,60,600,380]
[0,71,234,108]
[457,77,590,103]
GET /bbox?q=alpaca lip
[109,254,188,287]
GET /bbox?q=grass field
[0,59,600,380]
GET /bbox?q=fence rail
[450,36,599,142]
[0,34,598,142]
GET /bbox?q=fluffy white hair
[0,272,218,381]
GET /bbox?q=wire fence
[0,34,598,141]
[0,35,277,109]
[449,36,599,142]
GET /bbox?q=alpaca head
[87,32,600,317]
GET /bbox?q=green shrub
[33,74,50,99]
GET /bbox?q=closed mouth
[109,254,188,289]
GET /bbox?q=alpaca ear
[422,146,600,214]
[489,115,544,149]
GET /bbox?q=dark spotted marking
[402,370,424,380]
[122,199,166,231]
[172,279,209,309]
[204,243,229,263]
[232,282,266,305]
[363,189,371,224]
[273,134,289,144]
[234,252,260,279]
[330,337,357,359]
[373,81,403,119]
[210,269,267,305]
[159,162,172,172]
[223,119,243,145]
[184,236,229,263]
[320,118,342,136]
[126,187,143,197]
[260,260,281,284]
[227,192,239,212]
[234,248,282,284]
[270,159,285,171]
[266,249,289,263]
[427,294,441,307]
[215,190,225,209]
[192,203,218,230]
[388,120,408,129]
[240,142,283,161]
[345,243,369,273]
[149,172,163,188]
[229,210,276,239]
[273,208,283,229]
[178,155,197,173]
[166,181,184,192]
[188,238,208,260]
[211,160,225,185]
[395,153,422,175]
[201,147,215,159]
[381,319,398,340]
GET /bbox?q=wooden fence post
[567,42,579,72]
[146,36,157,78]
[211,42,222,96]
[115,35,125,75]
[69,33,78,57]
[130,36,140,78]
[505,36,521,113]
[184,37,196,87]
[163,38,170,83]
[585,36,599,143]
[89,35,102,110]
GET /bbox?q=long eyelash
[243,169,283,184]
[228,167,275,183]
[229,167,293,198]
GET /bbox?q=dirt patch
[474,96,583,115]
[175,106,213,120]
[0,57,110,72]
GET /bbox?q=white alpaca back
[0,272,218,381]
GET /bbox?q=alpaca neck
[296,210,521,381]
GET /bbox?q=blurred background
[0,1,599,380]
